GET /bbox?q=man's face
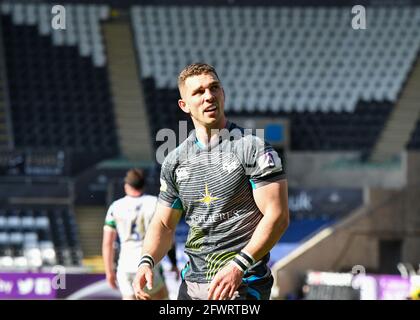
[178,72,225,128]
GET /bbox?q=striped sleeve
[245,136,286,189]
[158,159,184,210]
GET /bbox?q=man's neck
[194,118,228,145]
[127,191,142,197]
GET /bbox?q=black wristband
[239,251,255,266]
[232,257,248,273]
[138,254,155,268]
[138,260,153,268]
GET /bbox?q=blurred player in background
[133,63,289,300]
[102,168,178,300]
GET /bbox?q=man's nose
[203,89,215,101]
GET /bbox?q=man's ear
[178,99,190,114]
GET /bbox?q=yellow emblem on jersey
[195,183,220,206]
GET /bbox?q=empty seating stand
[0,207,82,269]
[132,6,420,110]
[130,5,420,152]
[0,3,119,156]
[142,79,194,151]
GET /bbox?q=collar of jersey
[193,121,232,151]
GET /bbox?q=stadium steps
[0,105,11,148]
[74,206,106,257]
[370,53,420,162]
[271,183,420,299]
[0,16,13,149]
[102,19,154,163]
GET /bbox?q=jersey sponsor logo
[175,167,189,182]
[189,209,241,225]
[257,151,282,175]
[195,183,220,207]
[222,159,240,174]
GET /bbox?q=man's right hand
[132,264,154,300]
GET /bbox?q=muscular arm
[133,203,182,299]
[142,203,183,264]
[208,179,289,300]
[102,226,118,288]
[242,179,290,261]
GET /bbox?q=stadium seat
[0,205,84,267]
[34,216,50,230]
[0,216,6,230]
[39,240,57,266]
[23,242,43,268]
[6,216,21,231]
[129,5,420,151]
[1,3,119,156]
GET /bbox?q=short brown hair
[177,63,220,90]
[124,168,145,190]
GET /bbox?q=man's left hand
[207,262,243,300]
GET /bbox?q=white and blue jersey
[105,194,157,273]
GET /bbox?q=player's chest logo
[175,167,190,182]
[222,159,240,174]
[194,183,221,207]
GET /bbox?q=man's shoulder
[228,122,266,148]
[106,196,126,215]
[162,136,192,168]
[110,196,126,206]
[141,194,157,200]
[140,194,158,205]
[110,196,132,209]
[111,195,157,209]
